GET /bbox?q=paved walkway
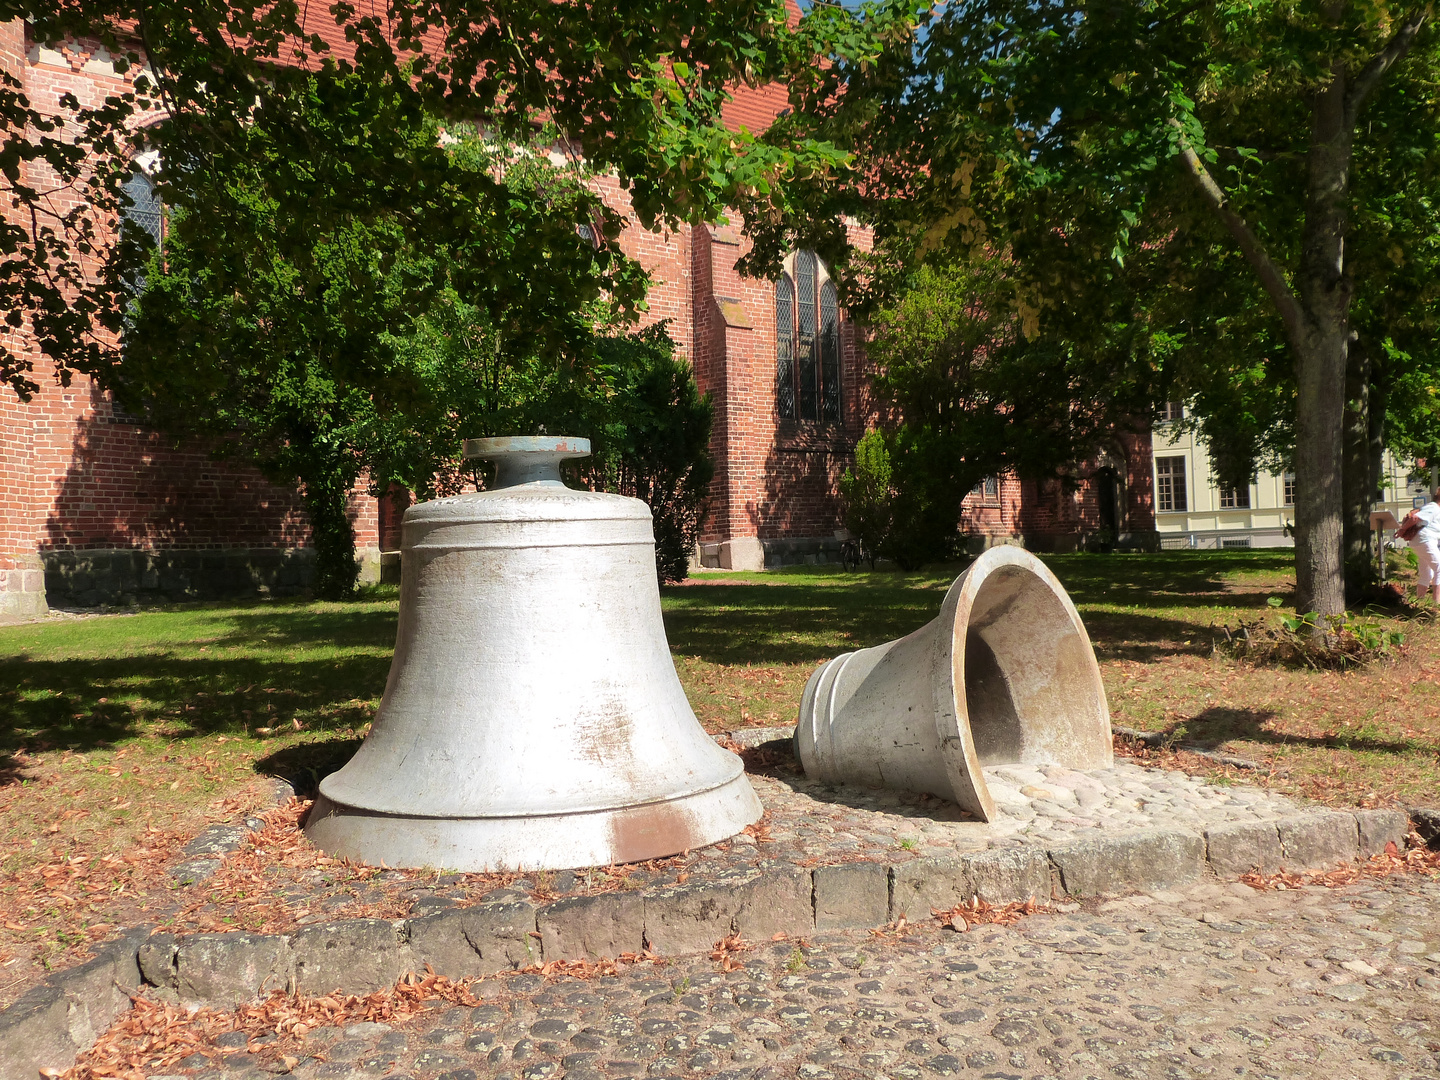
[182,871,1440,1080]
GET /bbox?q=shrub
[1218,597,1408,669]
[588,325,714,583]
[839,429,894,568]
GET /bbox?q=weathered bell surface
[796,546,1111,822]
[306,436,762,871]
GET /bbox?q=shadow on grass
[1044,550,1296,607]
[1081,612,1225,662]
[662,582,946,665]
[664,577,1228,666]
[0,550,1300,761]
[1151,705,1438,757]
[0,601,398,757]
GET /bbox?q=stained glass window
[776,252,841,424]
[121,169,162,247]
[776,274,796,421]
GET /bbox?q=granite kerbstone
[0,985,74,1080]
[408,901,539,977]
[177,933,292,1007]
[1048,828,1205,896]
[169,858,223,885]
[183,824,248,858]
[1412,807,1440,847]
[291,920,409,995]
[812,863,889,930]
[1354,808,1409,856]
[1204,820,1284,877]
[55,931,145,1048]
[1276,810,1359,869]
[643,875,747,955]
[889,856,971,919]
[960,845,1053,904]
[733,868,813,940]
[138,933,180,989]
[537,892,645,962]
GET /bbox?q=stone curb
[1,802,1416,1079]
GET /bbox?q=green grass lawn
[1,549,1436,1003]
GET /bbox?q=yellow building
[1151,404,1431,549]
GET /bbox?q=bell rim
[315,753,748,821]
[304,771,763,871]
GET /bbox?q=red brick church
[0,18,1157,616]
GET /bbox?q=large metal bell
[306,436,762,871]
[795,546,1111,822]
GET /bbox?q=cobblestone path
[200,873,1440,1080]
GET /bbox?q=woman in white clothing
[1406,489,1440,603]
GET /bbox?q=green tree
[839,429,893,569]
[586,326,715,584]
[796,0,1440,619]
[3,0,905,400]
[861,259,1164,563]
[114,89,631,597]
[0,50,132,397]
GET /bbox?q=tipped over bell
[795,546,1111,822]
[306,436,762,871]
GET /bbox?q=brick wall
[0,22,384,613]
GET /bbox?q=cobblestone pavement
[180,871,1440,1080]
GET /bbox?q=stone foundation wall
[763,536,847,568]
[697,535,850,570]
[0,556,47,618]
[40,546,382,609]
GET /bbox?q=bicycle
[840,538,867,572]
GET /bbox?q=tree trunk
[302,467,359,600]
[1342,340,1373,599]
[1292,330,1348,617]
[1173,15,1424,618]
[1291,68,1353,620]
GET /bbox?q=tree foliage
[584,326,715,584]
[790,0,1440,617]
[839,429,892,569]
[1,0,914,393]
[0,57,132,397]
[861,258,1163,564]
[112,90,636,597]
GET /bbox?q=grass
[1,550,1437,1004]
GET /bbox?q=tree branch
[1346,7,1430,125]
[1169,118,1305,341]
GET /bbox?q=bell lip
[304,771,764,872]
[315,748,748,821]
[932,574,998,823]
[944,545,1113,781]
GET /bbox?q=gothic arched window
[776,251,840,423]
[121,168,163,248]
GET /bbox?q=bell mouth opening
[960,563,1107,768]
